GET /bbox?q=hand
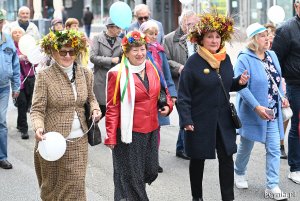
[35,128,44,141]
[12,92,19,99]
[239,70,250,85]
[112,57,120,64]
[171,98,177,105]
[92,109,102,122]
[19,55,28,61]
[106,144,115,149]
[282,97,290,108]
[178,65,184,75]
[159,106,170,116]
[254,105,273,120]
[184,125,194,131]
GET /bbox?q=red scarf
[148,42,164,71]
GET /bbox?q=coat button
[203,68,210,74]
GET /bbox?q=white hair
[139,20,158,33]
[179,10,196,26]
[18,6,30,15]
[134,4,150,16]
[10,26,25,35]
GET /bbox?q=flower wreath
[121,31,150,52]
[188,10,234,48]
[40,29,87,56]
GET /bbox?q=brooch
[203,68,210,74]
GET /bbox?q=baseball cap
[246,23,267,38]
[105,17,116,26]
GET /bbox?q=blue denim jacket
[0,32,20,92]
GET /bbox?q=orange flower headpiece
[121,31,150,52]
[188,10,235,48]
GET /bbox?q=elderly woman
[139,20,177,173]
[90,17,122,118]
[105,31,173,201]
[11,27,35,140]
[30,30,101,200]
[234,23,289,200]
[177,11,249,201]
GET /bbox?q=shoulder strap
[217,72,231,106]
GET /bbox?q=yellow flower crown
[40,30,87,56]
[188,10,234,47]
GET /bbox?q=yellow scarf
[197,46,227,72]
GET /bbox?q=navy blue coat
[177,53,244,159]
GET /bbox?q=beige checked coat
[30,63,100,201]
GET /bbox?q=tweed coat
[163,27,188,89]
[90,32,122,105]
[177,53,245,159]
[30,63,99,200]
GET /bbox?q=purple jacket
[14,41,35,89]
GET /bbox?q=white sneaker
[265,186,288,200]
[288,171,300,184]
[234,173,248,189]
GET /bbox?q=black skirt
[112,129,159,201]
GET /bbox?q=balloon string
[66,116,96,143]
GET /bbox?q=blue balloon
[109,2,132,29]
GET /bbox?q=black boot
[280,145,287,159]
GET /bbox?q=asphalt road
[0,42,299,201]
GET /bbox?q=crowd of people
[0,1,300,201]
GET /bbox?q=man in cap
[272,0,300,184]
[0,9,20,169]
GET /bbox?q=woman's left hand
[159,106,170,117]
[282,97,290,108]
[239,70,250,85]
[92,109,102,122]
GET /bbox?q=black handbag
[84,102,102,146]
[217,73,242,129]
[158,86,168,110]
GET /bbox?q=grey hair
[18,6,30,15]
[134,4,150,16]
[179,10,196,25]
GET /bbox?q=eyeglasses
[138,16,149,21]
[58,50,76,56]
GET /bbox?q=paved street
[0,37,299,201]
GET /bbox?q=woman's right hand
[106,144,115,149]
[184,125,194,131]
[254,106,273,120]
[35,128,44,141]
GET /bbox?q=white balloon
[27,46,45,64]
[38,132,66,161]
[268,5,285,24]
[18,34,37,56]
[179,0,193,5]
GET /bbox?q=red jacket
[105,60,173,145]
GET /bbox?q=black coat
[177,53,244,159]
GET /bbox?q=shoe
[280,145,287,159]
[265,186,288,200]
[288,171,300,184]
[192,198,203,201]
[176,150,190,160]
[0,160,13,169]
[234,173,248,189]
[21,132,29,139]
[158,165,163,173]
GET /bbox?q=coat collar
[97,31,121,50]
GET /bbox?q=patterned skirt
[112,129,159,201]
[34,135,88,201]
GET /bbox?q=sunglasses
[138,16,149,21]
[58,50,76,56]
